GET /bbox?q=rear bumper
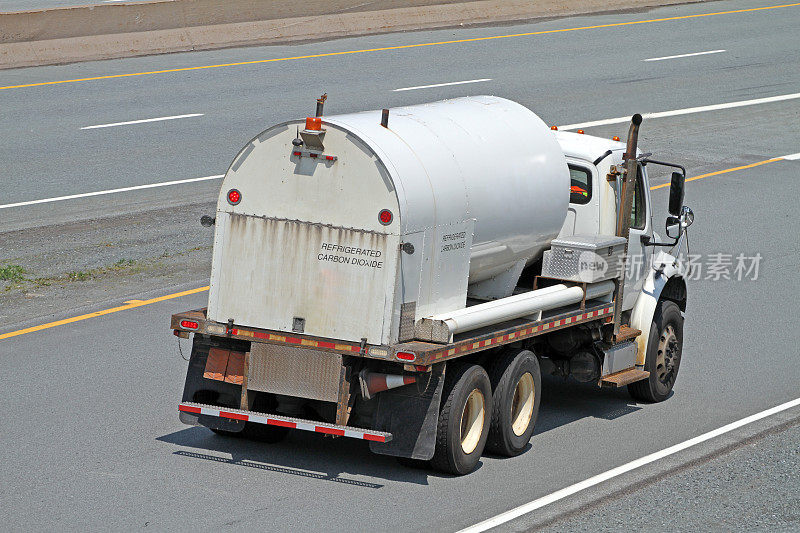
[171,309,400,363]
[179,402,392,443]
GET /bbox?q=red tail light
[396,351,416,361]
[227,189,241,205]
[180,320,199,330]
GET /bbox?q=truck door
[623,164,653,309]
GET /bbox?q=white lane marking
[559,92,800,130]
[0,175,224,210]
[458,396,800,533]
[393,79,492,92]
[81,113,204,130]
[11,129,795,211]
[643,49,726,61]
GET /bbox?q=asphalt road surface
[1,0,799,531]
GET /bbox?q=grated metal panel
[248,344,342,402]
[399,301,417,342]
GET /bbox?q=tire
[629,300,684,402]
[486,349,541,457]
[430,363,493,475]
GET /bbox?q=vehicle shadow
[157,425,441,487]
[157,376,641,482]
[534,375,645,436]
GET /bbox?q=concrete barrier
[1,0,704,69]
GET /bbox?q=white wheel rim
[460,389,485,454]
[511,372,535,436]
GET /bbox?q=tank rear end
[207,121,401,345]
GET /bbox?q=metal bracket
[335,362,354,427]
[291,149,338,162]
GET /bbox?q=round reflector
[227,189,241,205]
[378,209,393,225]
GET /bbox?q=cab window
[569,165,592,205]
[630,166,646,230]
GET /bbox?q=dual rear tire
[430,363,493,475]
[486,350,541,457]
[430,349,541,475]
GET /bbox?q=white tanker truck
[171,96,694,475]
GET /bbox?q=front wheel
[629,300,684,402]
[430,363,493,475]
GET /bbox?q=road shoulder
[485,405,800,532]
[1,0,706,69]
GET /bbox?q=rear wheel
[629,300,684,402]
[486,349,541,456]
[430,363,493,475]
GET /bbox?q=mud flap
[369,364,445,460]
[179,335,247,433]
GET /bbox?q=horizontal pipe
[433,284,570,321]
[432,281,615,336]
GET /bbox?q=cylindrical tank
[324,96,569,286]
[208,96,570,344]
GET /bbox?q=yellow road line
[2,2,799,91]
[0,286,209,340]
[0,157,790,341]
[650,157,783,190]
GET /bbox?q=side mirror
[668,171,685,216]
[666,215,680,239]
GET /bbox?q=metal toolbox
[541,234,627,283]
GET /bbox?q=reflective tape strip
[384,374,412,388]
[428,305,615,361]
[229,328,361,353]
[178,403,388,442]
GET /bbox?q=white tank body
[207,96,569,345]
[325,96,569,285]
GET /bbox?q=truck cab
[555,131,655,310]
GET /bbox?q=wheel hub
[510,372,534,436]
[655,324,680,384]
[460,389,485,454]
